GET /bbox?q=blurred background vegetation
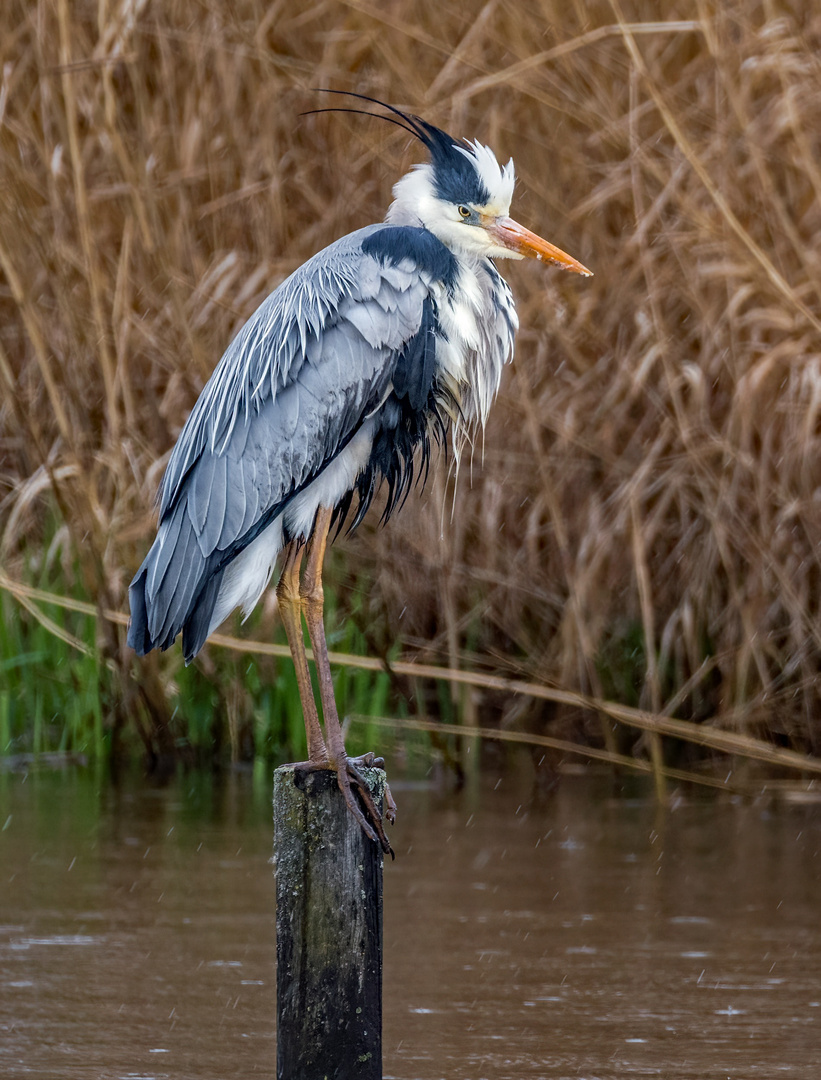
[1,0,820,784]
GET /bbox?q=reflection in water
[1,762,819,1078]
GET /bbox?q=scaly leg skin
[276,542,328,764]
[302,507,395,857]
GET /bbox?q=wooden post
[274,763,384,1080]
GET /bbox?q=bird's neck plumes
[384,163,519,461]
[437,259,518,440]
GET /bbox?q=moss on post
[274,763,384,1080]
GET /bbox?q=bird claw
[344,753,396,830]
[345,759,395,859]
[348,751,385,769]
[383,780,397,826]
[291,754,395,858]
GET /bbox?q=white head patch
[455,140,515,212]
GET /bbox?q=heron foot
[290,754,395,858]
[345,752,397,829]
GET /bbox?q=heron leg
[301,506,393,855]
[276,540,328,764]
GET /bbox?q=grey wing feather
[128,226,433,658]
[238,455,259,538]
[159,227,379,514]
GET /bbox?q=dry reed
[1,0,820,767]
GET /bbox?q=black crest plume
[304,90,492,205]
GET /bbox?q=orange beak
[486,216,593,276]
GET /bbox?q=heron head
[386,116,592,274]
[308,93,591,275]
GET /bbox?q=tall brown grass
[1,0,820,764]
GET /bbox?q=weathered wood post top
[274,763,386,1080]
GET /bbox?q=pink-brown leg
[276,540,327,764]
[302,506,394,855]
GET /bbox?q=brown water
[1,761,819,1079]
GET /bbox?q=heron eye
[458,205,472,219]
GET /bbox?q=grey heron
[127,97,592,852]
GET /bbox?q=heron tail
[126,503,224,663]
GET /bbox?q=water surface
[1,762,819,1078]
